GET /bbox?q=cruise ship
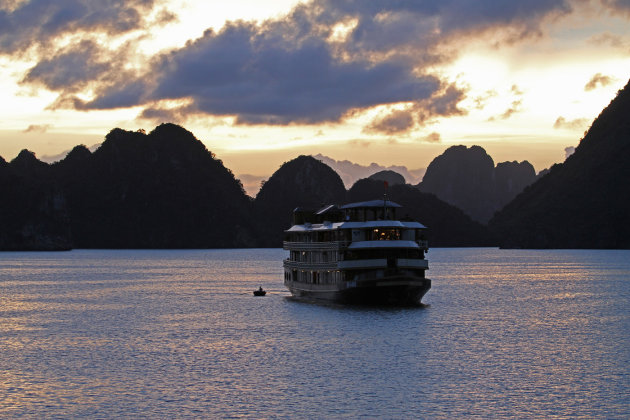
[283,199,430,305]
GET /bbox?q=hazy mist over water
[1,248,628,418]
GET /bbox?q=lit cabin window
[372,228,401,240]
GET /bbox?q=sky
[1,0,629,183]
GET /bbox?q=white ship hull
[284,274,431,305]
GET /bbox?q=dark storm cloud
[317,0,572,46]
[74,79,152,109]
[0,0,157,54]
[21,40,111,91]
[140,106,180,122]
[88,20,443,123]
[92,0,573,124]
[12,0,582,126]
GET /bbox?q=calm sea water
[1,248,628,418]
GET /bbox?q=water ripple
[0,248,628,418]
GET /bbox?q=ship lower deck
[285,275,431,306]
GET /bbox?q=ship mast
[383,181,389,219]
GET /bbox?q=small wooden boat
[253,287,266,296]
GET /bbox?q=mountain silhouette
[494,160,537,209]
[3,91,627,252]
[52,123,256,248]
[490,79,630,248]
[368,170,406,185]
[254,155,347,246]
[0,150,71,250]
[417,145,536,223]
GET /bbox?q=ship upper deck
[286,220,426,232]
[289,198,426,229]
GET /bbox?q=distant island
[417,145,537,224]
[0,125,492,250]
[1,78,629,250]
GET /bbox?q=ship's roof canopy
[340,199,402,209]
[285,220,425,232]
[342,221,426,229]
[316,204,339,215]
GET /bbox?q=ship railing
[283,241,350,250]
[338,258,428,270]
[284,240,427,250]
[283,259,339,270]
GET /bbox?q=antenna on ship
[383,181,389,219]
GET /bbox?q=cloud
[584,73,615,91]
[500,99,523,119]
[472,90,498,109]
[488,84,524,120]
[4,1,174,109]
[364,109,415,135]
[364,83,466,135]
[153,8,177,25]
[553,116,589,130]
[139,104,189,123]
[21,40,113,92]
[70,79,152,110]
[22,124,52,133]
[588,31,630,52]
[0,0,159,55]
[313,153,425,186]
[415,84,468,123]
[11,0,580,126]
[92,20,444,124]
[602,0,630,15]
[347,139,373,148]
[488,99,523,121]
[564,146,575,159]
[421,132,441,143]
[317,0,573,48]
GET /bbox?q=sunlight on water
[0,248,628,418]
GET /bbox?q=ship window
[371,228,401,240]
